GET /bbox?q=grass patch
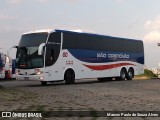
[0,88,36,102]
[134,75,149,80]
[0,88,38,111]
[89,108,98,119]
[19,104,46,111]
[134,69,158,80]
[36,105,46,111]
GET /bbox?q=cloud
[6,0,51,4]
[37,0,50,3]
[145,16,160,30]
[143,17,160,68]
[6,0,22,4]
[0,12,16,20]
[143,31,160,68]
[144,31,160,43]
[115,0,124,3]
[117,0,123,2]
[144,16,160,43]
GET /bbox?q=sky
[0,0,160,68]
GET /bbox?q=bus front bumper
[15,74,44,81]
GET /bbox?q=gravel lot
[0,79,160,120]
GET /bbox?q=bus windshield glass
[16,32,48,69]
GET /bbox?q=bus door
[45,32,61,67]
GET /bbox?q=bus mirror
[13,46,18,48]
[38,43,46,55]
[7,46,18,58]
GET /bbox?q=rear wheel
[126,69,134,80]
[41,81,47,86]
[64,69,75,84]
[119,68,127,80]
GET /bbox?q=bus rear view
[15,29,144,85]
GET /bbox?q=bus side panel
[43,46,144,81]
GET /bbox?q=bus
[14,29,144,85]
[0,52,14,79]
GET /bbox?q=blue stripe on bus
[68,49,144,64]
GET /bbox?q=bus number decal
[66,61,73,65]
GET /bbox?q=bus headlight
[34,69,43,75]
[39,76,44,80]
[16,70,20,75]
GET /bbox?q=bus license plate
[24,77,29,80]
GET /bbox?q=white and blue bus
[14,29,144,85]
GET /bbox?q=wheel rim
[120,69,126,80]
[128,71,133,78]
[121,72,125,79]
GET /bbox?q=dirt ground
[0,79,160,120]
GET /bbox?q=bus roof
[55,29,142,42]
[23,29,52,35]
[23,29,142,42]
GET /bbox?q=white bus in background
[14,29,144,85]
[0,52,15,79]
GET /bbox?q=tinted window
[19,32,48,47]
[45,32,61,66]
[0,54,2,68]
[63,32,143,53]
[16,47,44,69]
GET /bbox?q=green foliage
[144,69,157,77]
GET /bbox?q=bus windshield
[16,32,48,69]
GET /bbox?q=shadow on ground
[20,79,129,88]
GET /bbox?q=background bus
[14,29,144,85]
[0,52,15,79]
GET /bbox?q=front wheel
[64,70,75,84]
[41,81,47,86]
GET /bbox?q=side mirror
[38,43,46,55]
[7,45,18,58]
[13,46,18,48]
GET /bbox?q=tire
[64,70,75,84]
[98,78,106,82]
[119,68,127,80]
[41,81,47,86]
[126,69,134,80]
[5,71,10,79]
[115,77,120,81]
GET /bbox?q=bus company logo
[108,54,130,59]
[2,112,11,117]
[97,53,107,58]
[63,52,68,57]
[1,112,42,118]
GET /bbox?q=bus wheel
[126,68,134,80]
[64,69,75,84]
[41,81,47,86]
[120,68,127,80]
[98,78,106,82]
